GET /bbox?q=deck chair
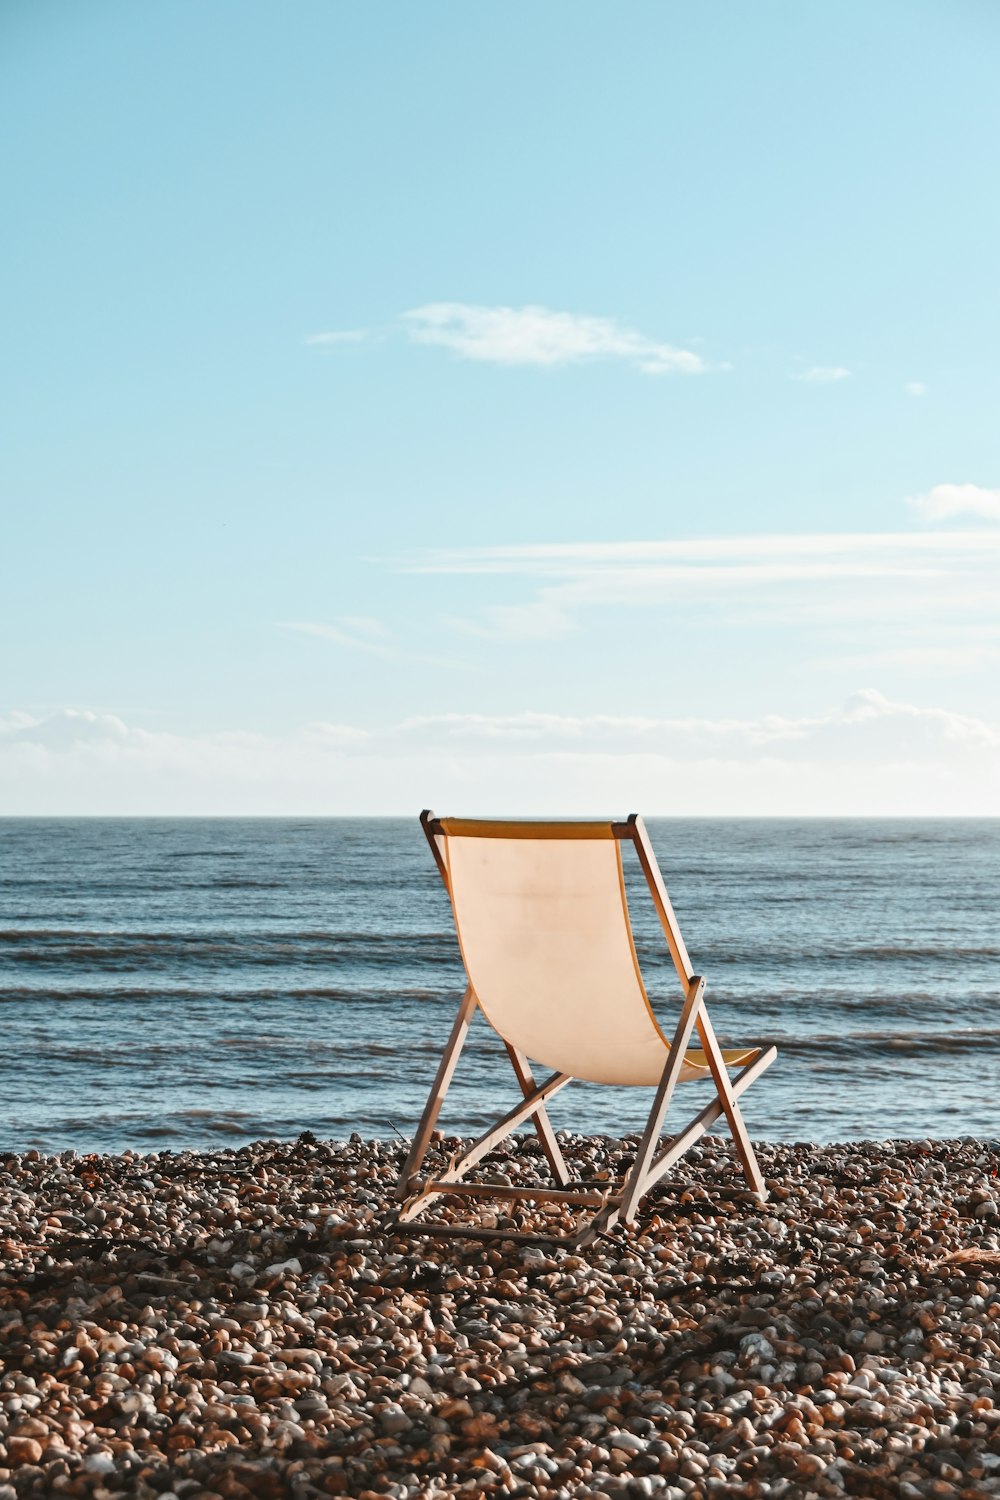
[396,812,777,1246]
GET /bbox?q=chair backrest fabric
[439,820,670,1086]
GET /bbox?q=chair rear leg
[506,1044,571,1187]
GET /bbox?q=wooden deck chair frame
[396,811,776,1247]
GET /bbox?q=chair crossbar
[397,1067,573,1222]
[415,1181,612,1207]
[407,1223,598,1246]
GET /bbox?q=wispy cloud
[278,619,395,658]
[304,329,369,347]
[905,381,927,397]
[401,303,707,375]
[907,483,1000,523]
[398,531,1000,575]
[793,365,851,382]
[277,618,466,672]
[391,524,1000,645]
[446,600,576,643]
[819,640,1000,674]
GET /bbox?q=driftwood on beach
[0,1133,999,1498]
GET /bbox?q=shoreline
[1,1134,999,1497]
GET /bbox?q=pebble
[0,1133,998,1497]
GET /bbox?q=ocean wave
[639,943,1000,966]
[0,983,462,1005]
[6,929,999,976]
[759,1028,1000,1057]
[0,929,462,973]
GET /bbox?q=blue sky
[3,0,1000,813]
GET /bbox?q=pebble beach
[2,1134,999,1500]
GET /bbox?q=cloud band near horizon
[3,690,999,817]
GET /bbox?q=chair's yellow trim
[438,818,616,840]
[684,1046,758,1073]
[441,839,493,1037]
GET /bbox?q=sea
[1,818,997,1157]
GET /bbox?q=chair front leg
[396,985,477,1199]
[620,975,706,1224]
[695,1008,768,1200]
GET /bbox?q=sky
[3,0,1000,815]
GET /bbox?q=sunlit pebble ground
[1,1135,999,1500]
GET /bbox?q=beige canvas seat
[396,812,777,1245]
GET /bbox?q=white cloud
[401,303,707,375]
[905,381,927,397]
[304,329,368,346]
[7,708,132,749]
[303,721,371,747]
[793,365,851,382]
[3,692,998,815]
[907,483,1000,523]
